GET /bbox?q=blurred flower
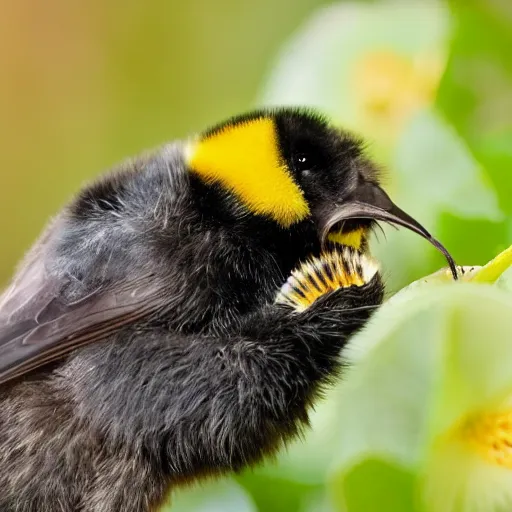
[424,398,512,512]
[328,246,512,512]
[420,246,512,512]
[353,51,444,142]
[260,0,450,148]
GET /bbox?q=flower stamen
[462,409,512,469]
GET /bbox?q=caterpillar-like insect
[276,248,380,312]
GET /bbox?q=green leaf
[394,110,501,221]
[332,458,417,512]
[430,285,512,436]
[330,289,449,469]
[436,213,509,269]
[384,243,512,300]
[162,479,256,512]
[236,472,324,512]
[437,0,512,214]
[467,244,512,283]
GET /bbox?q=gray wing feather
[0,242,166,384]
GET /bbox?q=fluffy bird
[0,108,455,512]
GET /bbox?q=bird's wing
[0,256,168,385]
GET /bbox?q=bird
[0,107,456,512]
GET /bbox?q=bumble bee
[0,108,456,512]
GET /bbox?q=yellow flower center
[462,409,512,469]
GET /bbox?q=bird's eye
[293,154,312,174]
[292,141,327,175]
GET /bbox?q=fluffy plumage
[0,110,387,512]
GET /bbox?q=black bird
[0,108,456,512]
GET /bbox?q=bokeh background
[1,0,511,510]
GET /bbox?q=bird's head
[185,108,456,277]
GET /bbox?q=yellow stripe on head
[185,117,310,227]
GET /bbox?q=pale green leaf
[331,290,449,469]
[429,285,512,437]
[437,0,512,214]
[329,284,512,511]
[332,458,417,512]
[162,479,256,512]
[394,110,502,221]
[495,266,512,292]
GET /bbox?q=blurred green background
[1,0,511,510]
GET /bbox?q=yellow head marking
[186,117,310,227]
[327,227,365,250]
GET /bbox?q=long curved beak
[319,183,459,280]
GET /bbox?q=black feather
[0,109,385,512]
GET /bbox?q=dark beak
[319,183,459,280]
